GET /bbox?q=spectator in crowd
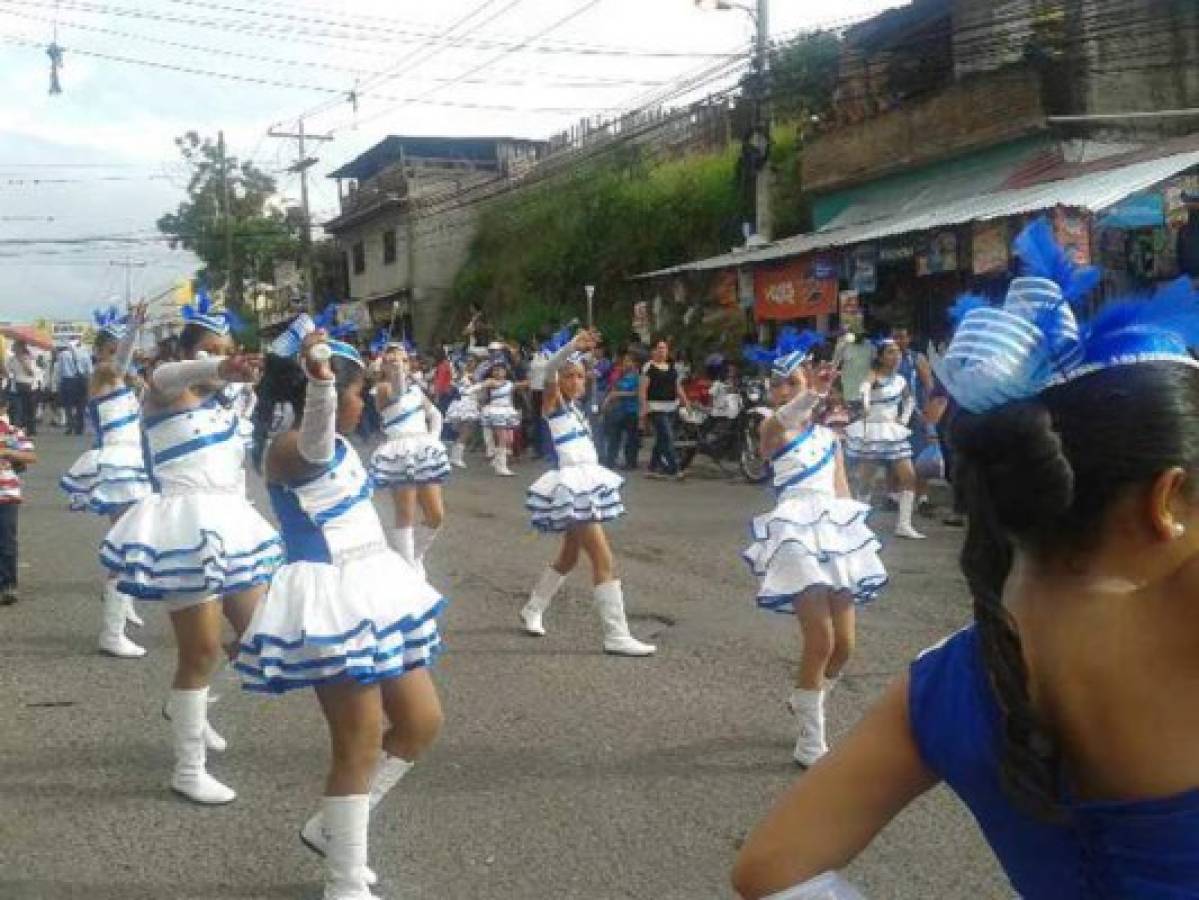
[833,330,872,414]
[639,337,691,481]
[602,350,641,471]
[0,392,37,605]
[5,341,39,436]
[56,338,93,435]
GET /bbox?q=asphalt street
[0,429,1006,900]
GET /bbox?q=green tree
[157,131,299,306]
[768,30,841,124]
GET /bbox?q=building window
[352,241,365,275]
[382,229,397,265]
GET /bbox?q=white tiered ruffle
[369,435,451,487]
[845,421,912,461]
[235,547,446,694]
[59,444,152,515]
[482,406,521,429]
[100,493,283,600]
[445,395,480,424]
[743,493,887,610]
[527,463,624,533]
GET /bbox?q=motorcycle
[675,377,771,483]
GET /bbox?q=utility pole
[218,130,238,307]
[269,121,334,311]
[754,0,772,242]
[110,255,147,306]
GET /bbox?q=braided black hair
[951,363,1199,821]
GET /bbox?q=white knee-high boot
[99,582,146,659]
[482,427,496,458]
[520,567,566,636]
[593,581,655,657]
[895,490,926,540]
[123,592,144,628]
[321,795,377,900]
[169,687,235,804]
[450,442,466,468]
[390,527,416,566]
[790,687,828,768]
[414,524,440,568]
[493,447,514,476]
[301,754,411,888]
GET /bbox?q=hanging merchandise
[972,220,1009,274]
[852,245,877,294]
[917,231,959,276]
[1054,209,1092,265]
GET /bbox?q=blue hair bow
[181,288,241,337]
[92,304,128,340]
[745,327,825,378]
[934,222,1199,413]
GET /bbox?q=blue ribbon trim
[152,419,238,466]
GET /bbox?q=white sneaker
[301,813,378,887]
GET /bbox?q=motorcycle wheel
[740,417,770,484]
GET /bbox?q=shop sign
[713,270,738,308]
[851,245,877,294]
[753,258,838,321]
[916,231,958,276]
[972,220,1009,274]
[878,242,915,263]
[1054,208,1092,265]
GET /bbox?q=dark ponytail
[251,354,306,473]
[951,363,1199,821]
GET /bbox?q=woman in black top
[638,339,691,479]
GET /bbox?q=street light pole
[696,0,772,241]
[753,0,772,242]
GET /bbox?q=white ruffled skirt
[482,404,521,430]
[60,443,152,515]
[527,463,625,533]
[845,421,912,461]
[235,546,446,694]
[743,492,887,611]
[370,434,451,487]
[445,395,480,425]
[100,490,283,601]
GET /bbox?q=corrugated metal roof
[634,148,1199,279]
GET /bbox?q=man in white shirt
[56,340,93,435]
[526,339,549,459]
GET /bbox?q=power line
[11,0,736,59]
[0,34,629,114]
[0,8,669,89]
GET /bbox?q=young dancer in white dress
[60,302,153,659]
[369,342,450,575]
[521,329,656,657]
[237,331,445,900]
[845,340,926,539]
[100,299,281,805]
[478,360,523,477]
[444,358,481,469]
[743,348,887,766]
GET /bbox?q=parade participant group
[8,219,1196,898]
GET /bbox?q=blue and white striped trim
[754,574,889,612]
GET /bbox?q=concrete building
[637,0,1199,339]
[324,135,547,345]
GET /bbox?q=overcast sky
[0,0,906,321]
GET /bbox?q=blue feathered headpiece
[745,327,825,379]
[92,304,128,341]
[542,326,574,355]
[934,222,1199,413]
[1013,217,1101,308]
[181,288,241,336]
[369,328,391,356]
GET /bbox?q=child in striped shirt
[0,393,37,605]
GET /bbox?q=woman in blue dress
[237,330,445,900]
[733,221,1199,900]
